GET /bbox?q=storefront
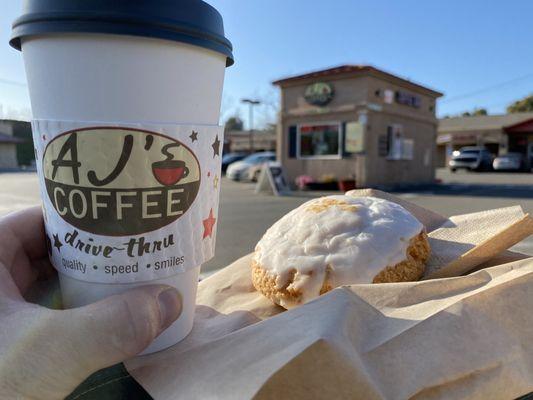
[436,113,533,168]
[224,129,276,153]
[0,120,27,170]
[273,65,442,188]
[506,118,533,169]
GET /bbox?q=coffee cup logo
[42,127,201,236]
[152,144,190,186]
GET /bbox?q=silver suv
[449,147,493,172]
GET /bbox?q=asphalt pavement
[204,169,533,273]
[0,169,532,275]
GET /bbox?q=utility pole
[241,98,261,153]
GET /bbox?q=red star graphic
[202,209,217,239]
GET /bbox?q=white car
[492,153,524,171]
[449,147,493,172]
[226,152,276,181]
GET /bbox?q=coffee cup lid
[10,0,234,67]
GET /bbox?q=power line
[441,73,533,104]
[0,78,27,87]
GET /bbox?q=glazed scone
[252,195,430,309]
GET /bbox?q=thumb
[59,285,181,372]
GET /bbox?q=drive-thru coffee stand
[273,65,443,188]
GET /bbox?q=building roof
[225,130,275,137]
[0,132,25,144]
[0,119,31,123]
[272,64,443,97]
[438,112,533,133]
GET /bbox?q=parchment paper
[126,190,533,400]
[425,207,533,279]
[346,190,533,279]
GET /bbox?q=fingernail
[157,288,182,331]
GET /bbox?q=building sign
[304,82,334,106]
[395,91,421,108]
[384,89,394,104]
[436,134,452,144]
[345,122,365,153]
[42,127,201,236]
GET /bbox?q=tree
[460,108,487,117]
[225,116,244,131]
[507,95,533,113]
[265,122,277,132]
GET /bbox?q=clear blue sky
[1,0,533,127]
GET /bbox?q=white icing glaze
[253,195,423,308]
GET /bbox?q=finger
[0,263,25,301]
[53,285,182,374]
[5,257,57,299]
[0,206,47,267]
[1,263,35,299]
[21,258,59,305]
[0,207,51,295]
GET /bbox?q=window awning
[504,119,533,134]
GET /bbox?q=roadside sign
[255,162,291,196]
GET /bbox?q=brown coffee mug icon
[152,159,189,186]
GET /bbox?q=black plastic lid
[10,0,234,67]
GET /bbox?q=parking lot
[436,168,533,186]
[0,168,532,276]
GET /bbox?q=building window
[395,91,421,108]
[385,124,415,160]
[298,123,341,159]
[387,124,403,160]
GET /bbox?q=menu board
[344,122,365,153]
[255,162,291,196]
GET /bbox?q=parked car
[248,161,276,182]
[492,152,524,171]
[221,152,248,174]
[226,151,276,181]
[449,147,493,172]
[247,163,262,182]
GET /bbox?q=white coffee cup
[12,0,233,354]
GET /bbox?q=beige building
[273,65,443,188]
[437,113,533,168]
[224,129,276,153]
[0,120,27,170]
